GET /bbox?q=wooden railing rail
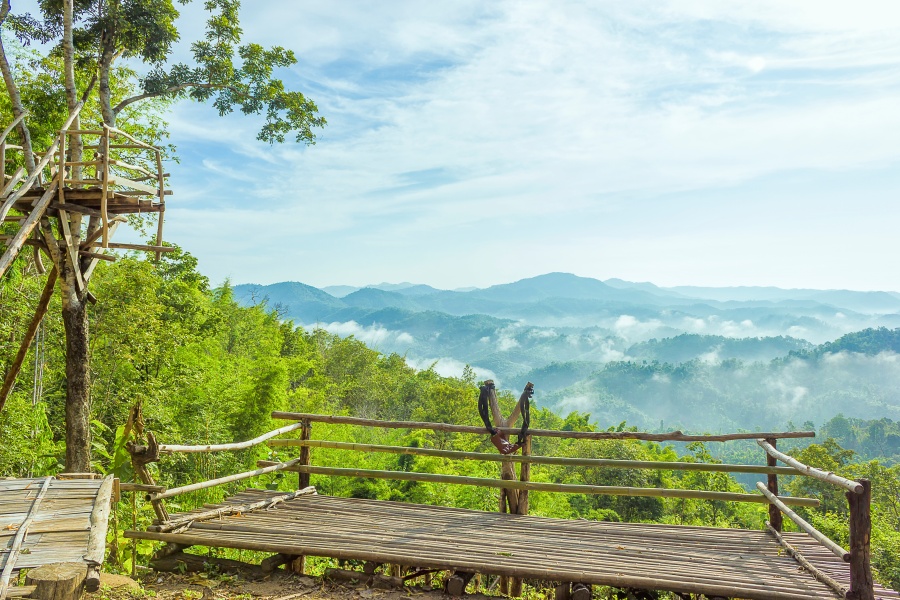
[159,421,305,454]
[757,438,863,494]
[756,482,850,561]
[256,461,819,507]
[756,439,874,599]
[270,438,801,475]
[272,411,816,442]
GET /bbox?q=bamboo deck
[0,478,109,580]
[128,490,899,600]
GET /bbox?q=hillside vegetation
[1,255,899,589]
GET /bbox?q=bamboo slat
[758,439,863,494]
[0,477,52,600]
[272,412,816,442]
[259,462,819,507]
[270,439,800,475]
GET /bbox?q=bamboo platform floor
[128,490,899,600]
[0,477,106,570]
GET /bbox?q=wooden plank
[84,475,114,591]
[272,412,816,443]
[151,458,304,501]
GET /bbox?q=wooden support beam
[0,268,57,413]
[151,459,306,501]
[84,475,115,592]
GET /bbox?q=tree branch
[113,82,239,115]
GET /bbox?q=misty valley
[236,272,900,459]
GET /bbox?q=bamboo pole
[152,457,303,501]
[765,522,847,597]
[154,149,165,261]
[0,180,59,280]
[262,463,819,507]
[757,439,863,494]
[270,439,800,475]
[0,268,57,413]
[755,482,849,561]
[272,412,815,442]
[159,422,305,453]
[150,487,316,533]
[100,126,110,247]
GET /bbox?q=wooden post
[765,437,782,532]
[298,419,311,489]
[509,435,531,597]
[291,418,312,575]
[846,479,874,600]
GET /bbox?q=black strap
[516,383,533,445]
[478,382,497,435]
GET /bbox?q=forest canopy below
[1,251,899,588]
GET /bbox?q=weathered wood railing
[757,439,874,600]
[134,410,875,599]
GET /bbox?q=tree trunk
[62,0,82,172]
[0,1,36,173]
[60,262,91,473]
[98,38,117,127]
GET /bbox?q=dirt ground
[87,570,501,600]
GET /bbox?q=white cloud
[309,321,415,349]
[126,1,900,290]
[406,356,498,384]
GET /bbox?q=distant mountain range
[234,272,900,385]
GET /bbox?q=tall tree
[1,0,324,470]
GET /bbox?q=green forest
[1,252,899,590]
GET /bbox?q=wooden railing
[134,411,874,599]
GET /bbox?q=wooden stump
[25,562,86,600]
[571,582,592,600]
[445,571,475,596]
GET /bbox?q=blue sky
[38,1,900,290]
